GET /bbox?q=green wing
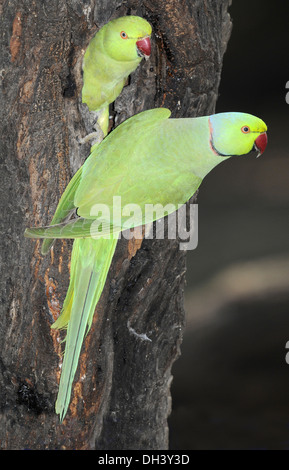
[75,108,173,212]
[41,166,83,254]
[75,108,202,221]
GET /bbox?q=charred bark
[0,0,232,450]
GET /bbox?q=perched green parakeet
[81,15,152,137]
[25,109,267,421]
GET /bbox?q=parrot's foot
[77,103,108,147]
[77,122,104,147]
[78,102,108,147]
[77,130,103,145]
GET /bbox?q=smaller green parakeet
[25,109,268,421]
[81,15,152,137]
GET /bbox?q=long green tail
[53,236,118,421]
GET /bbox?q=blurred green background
[169,0,289,450]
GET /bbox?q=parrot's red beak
[136,36,151,59]
[254,132,268,157]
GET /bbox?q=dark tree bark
[0,0,232,450]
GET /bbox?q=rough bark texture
[0,0,232,450]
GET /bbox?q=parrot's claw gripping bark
[77,128,104,146]
[78,103,107,148]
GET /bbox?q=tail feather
[51,283,74,330]
[54,236,118,421]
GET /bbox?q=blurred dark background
[169,0,289,449]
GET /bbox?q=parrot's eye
[241,126,250,134]
[120,31,128,39]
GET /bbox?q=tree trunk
[0,0,232,450]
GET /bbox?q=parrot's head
[209,112,268,158]
[103,16,152,62]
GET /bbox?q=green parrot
[25,109,268,421]
[81,15,152,138]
